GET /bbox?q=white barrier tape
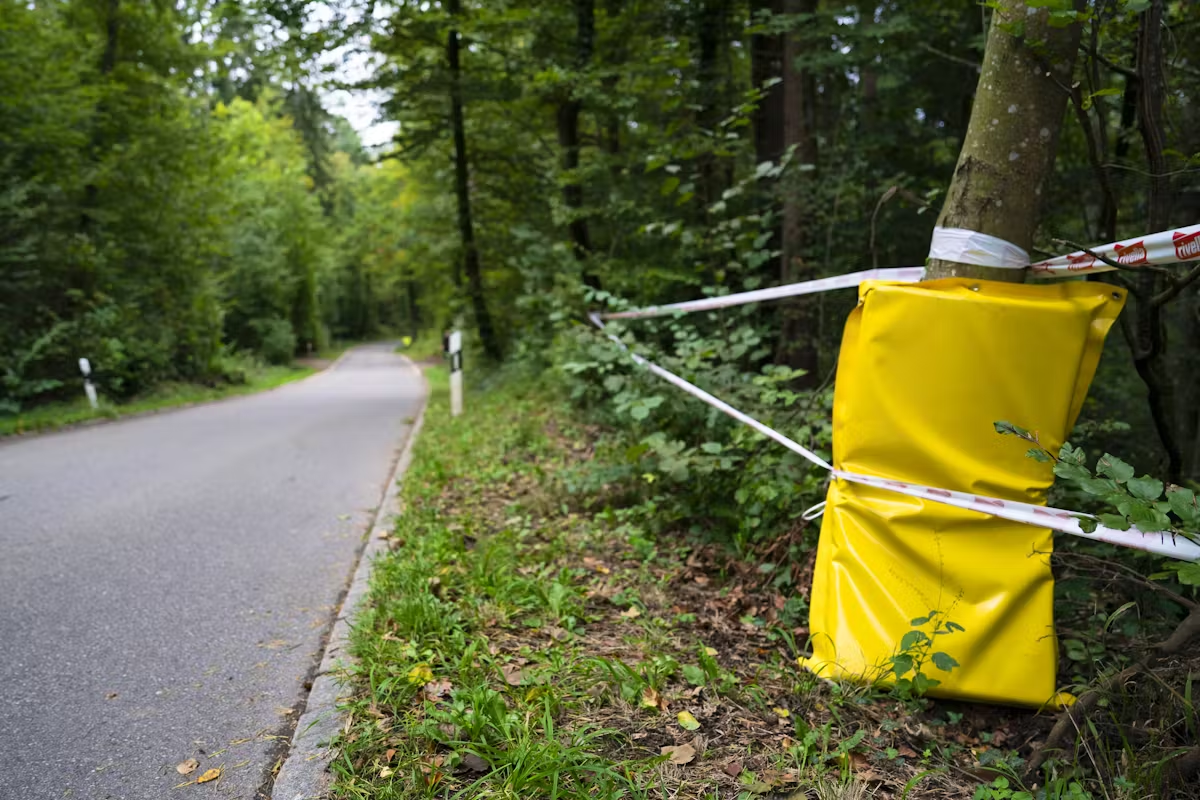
[589,313,834,472]
[1029,224,1200,277]
[929,227,1029,270]
[598,267,925,321]
[588,313,1200,562]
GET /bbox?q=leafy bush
[249,318,296,365]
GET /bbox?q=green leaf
[930,652,959,672]
[945,621,966,633]
[700,442,723,454]
[1096,513,1131,531]
[682,665,706,686]
[1026,448,1053,463]
[1053,462,1091,483]
[1078,476,1121,496]
[677,710,701,731]
[890,653,913,678]
[1126,475,1164,502]
[1077,516,1099,533]
[911,672,940,695]
[900,630,928,651]
[910,615,931,626]
[660,176,680,195]
[1175,562,1200,586]
[1167,488,1200,527]
[1097,454,1135,482]
[993,420,1030,437]
[1128,503,1172,532]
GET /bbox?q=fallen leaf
[545,626,570,641]
[620,606,641,619]
[105,692,119,700]
[379,766,394,778]
[460,752,489,772]
[176,759,199,776]
[660,743,696,765]
[704,647,718,657]
[384,748,396,761]
[196,768,221,784]
[423,679,453,701]
[772,707,790,718]
[501,664,525,686]
[677,711,701,731]
[407,663,434,684]
[640,687,661,710]
[897,744,918,759]
[724,760,743,777]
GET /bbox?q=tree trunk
[81,0,121,242]
[1121,0,1182,480]
[925,0,1084,282]
[446,0,501,361]
[558,0,600,289]
[695,0,732,208]
[750,0,785,281]
[775,0,820,384]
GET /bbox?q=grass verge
[331,367,1069,800]
[0,364,314,437]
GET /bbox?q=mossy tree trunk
[925,1,1084,282]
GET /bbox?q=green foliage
[0,0,417,414]
[886,612,964,702]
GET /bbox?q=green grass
[329,366,894,800]
[0,364,314,437]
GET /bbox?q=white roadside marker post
[448,330,463,417]
[78,357,98,410]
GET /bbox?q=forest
[4,0,1200,798]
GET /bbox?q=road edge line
[269,356,430,800]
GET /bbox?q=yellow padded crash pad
[804,278,1124,706]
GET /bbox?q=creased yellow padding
[804,278,1124,707]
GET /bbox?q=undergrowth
[332,366,1151,800]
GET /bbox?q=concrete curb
[270,357,430,800]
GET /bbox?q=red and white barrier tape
[589,234,1200,560]
[1029,224,1200,277]
[599,267,925,320]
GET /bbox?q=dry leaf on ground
[460,752,489,772]
[196,768,221,784]
[661,743,696,765]
[501,664,525,686]
[175,759,199,776]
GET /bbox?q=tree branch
[1151,262,1200,308]
[917,42,981,72]
[1051,238,1177,279]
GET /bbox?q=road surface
[0,344,425,799]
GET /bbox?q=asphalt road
[0,344,425,800]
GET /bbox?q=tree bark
[695,0,732,208]
[750,0,784,279]
[1123,0,1181,480]
[558,0,600,289]
[446,0,501,361]
[925,0,1084,282]
[774,0,819,384]
[81,0,122,242]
